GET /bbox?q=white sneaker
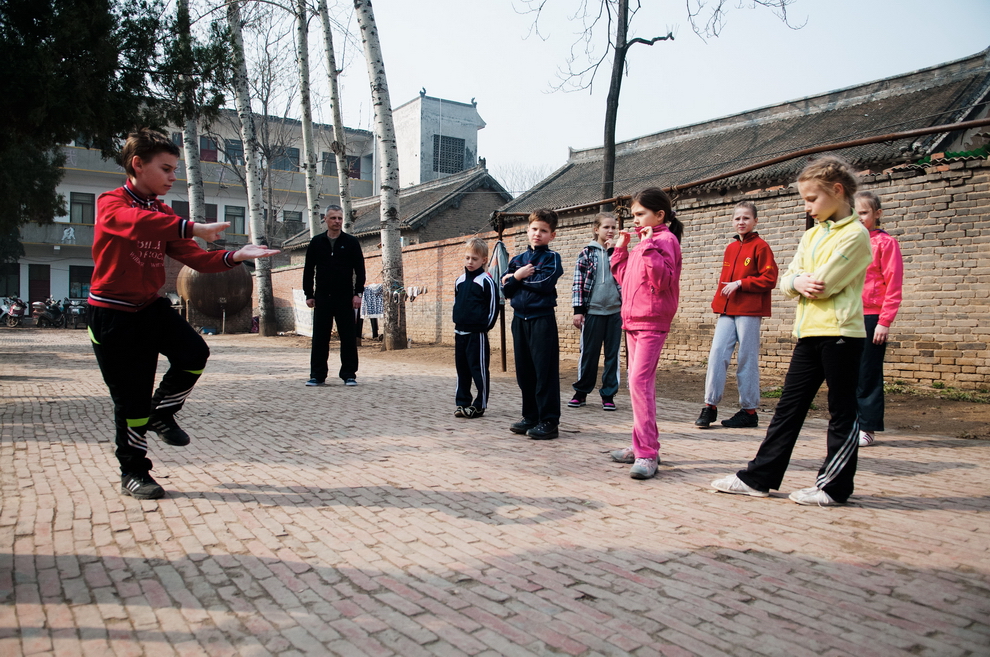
[711,474,769,497]
[629,457,658,480]
[858,430,875,447]
[788,487,843,506]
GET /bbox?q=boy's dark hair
[528,208,558,232]
[631,187,683,243]
[120,128,181,177]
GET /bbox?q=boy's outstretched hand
[232,244,281,262]
[192,221,232,242]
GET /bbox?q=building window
[171,200,190,219]
[205,203,217,224]
[270,147,300,171]
[70,192,95,224]
[171,132,183,148]
[68,265,93,299]
[283,210,302,224]
[225,206,246,234]
[433,135,465,174]
[321,152,337,176]
[225,139,244,165]
[0,263,18,297]
[200,136,218,162]
[347,155,361,179]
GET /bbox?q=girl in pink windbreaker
[608,188,683,480]
[854,191,904,447]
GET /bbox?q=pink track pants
[626,329,668,460]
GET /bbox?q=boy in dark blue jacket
[501,209,564,440]
[453,237,498,418]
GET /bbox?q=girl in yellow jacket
[712,156,872,506]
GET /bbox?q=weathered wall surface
[269,160,990,388]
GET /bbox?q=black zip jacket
[452,267,498,333]
[302,231,366,300]
[501,244,563,319]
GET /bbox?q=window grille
[432,135,465,174]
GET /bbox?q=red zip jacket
[711,232,778,317]
[89,183,237,312]
[862,228,903,327]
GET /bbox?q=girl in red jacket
[695,202,778,429]
[89,129,278,500]
[608,188,683,480]
[854,191,904,447]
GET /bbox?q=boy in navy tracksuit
[452,237,498,418]
[501,209,564,440]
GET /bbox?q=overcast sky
[315,0,990,193]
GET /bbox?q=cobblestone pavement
[2,329,988,657]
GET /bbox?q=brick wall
[269,160,990,388]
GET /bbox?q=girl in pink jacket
[608,188,683,479]
[854,191,904,447]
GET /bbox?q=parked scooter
[1,297,27,327]
[67,298,88,329]
[32,296,68,328]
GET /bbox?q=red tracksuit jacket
[710,232,778,317]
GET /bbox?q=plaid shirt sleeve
[571,247,597,311]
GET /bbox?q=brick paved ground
[1,329,988,657]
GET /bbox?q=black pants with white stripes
[454,331,490,409]
[736,335,863,502]
[89,298,208,476]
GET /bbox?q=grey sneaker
[629,457,658,480]
[610,446,635,463]
[305,378,326,386]
[789,487,843,506]
[711,474,769,497]
[345,378,357,386]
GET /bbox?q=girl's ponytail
[666,209,684,244]
[631,187,683,243]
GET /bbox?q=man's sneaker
[121,472,165,500]
[695,405,717,428]
[629,457,658,480]
[610,447,635,463]
[305,378,326,386]
[345,378,358,387]
[526,421,559,440]
[510,418,538,434]
[602,397,616,411]
[858,430,875,447]
[789,486,843,506]
[466,406,484,418]
[148,413,190,447]
[721,409,759,428]
[567,393,587,408]
[454,406,466,418]
[711,474,769,497]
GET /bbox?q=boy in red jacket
[89,129,278,500]
[695,202,777,429]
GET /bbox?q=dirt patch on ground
[279,335,989,440]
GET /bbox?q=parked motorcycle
[1,297,27,327]
[32,296,68,328]
[67,299,88,329]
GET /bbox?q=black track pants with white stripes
[454,331,490,409]
[736,335,864,502]
[89,298,209,476]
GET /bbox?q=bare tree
[294,0,321,237]
[354,0,406,350]
[521,0,797,206]
[317,0,354,233]
[492,161,553,198]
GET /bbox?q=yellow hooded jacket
[781,214,872,339]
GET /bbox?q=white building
[393,92,486,187]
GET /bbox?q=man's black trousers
[511,313,560,424]
[310,298,358,381]
[736,335,863,503]
[455,331,490,409]
[89,298,208,475]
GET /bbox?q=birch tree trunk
[177,0,206,238]
[317,0,353,233]
[354,0,405,350]
[227,0,276,335]
[295,0,320,237]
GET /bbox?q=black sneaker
[121,472,165,500]
[527,421,559,440]
[721,409,759,428]
[455,406,466,418]
[567,392,587,408]
[695,406,717,428]
[148,413,190,446]
[305,378,326,386]
[466,406,484,418]
[510,418,539,434]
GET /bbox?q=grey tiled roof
[503,48,990,212]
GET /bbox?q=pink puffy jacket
[610,224,682,332]
[862,228,903,327]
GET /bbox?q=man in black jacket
[302,206,365,386]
